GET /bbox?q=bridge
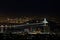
[0,18,50,35]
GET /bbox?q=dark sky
[0,0,60,16]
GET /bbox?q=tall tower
[0,25,4,33]
[42,18,49,33]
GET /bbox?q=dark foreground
[0,33,60,40]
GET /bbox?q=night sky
[0,0,60,16]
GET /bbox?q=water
[0,33,59,40]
